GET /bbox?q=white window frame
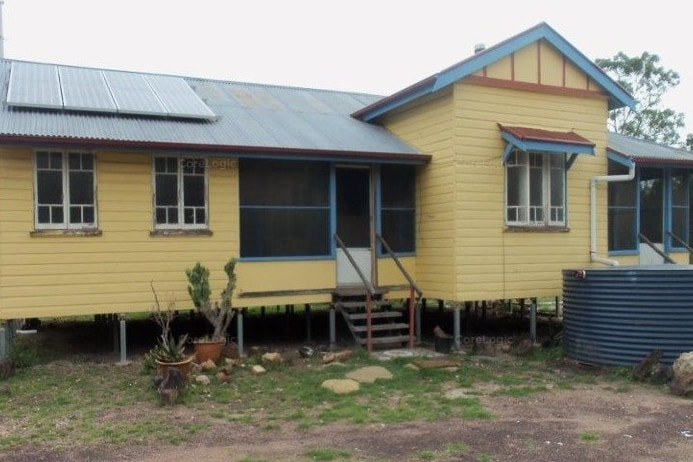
[153,156,209,230]
[34,150,97,230]
[505,150,566,227]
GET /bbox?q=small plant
[186,258,237,342]
[149,283,188,363]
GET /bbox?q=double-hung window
[506,150,566,227]
[154,157,208,229]
[35,150,96,229]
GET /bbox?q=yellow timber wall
[0,149,357,319]
[383,40,614,302]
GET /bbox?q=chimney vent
[474,43,486,54]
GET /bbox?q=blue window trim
[607,161,639,254]
[501,131,594,169]
[376,164,417,257]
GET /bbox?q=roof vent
[474,43,486,54]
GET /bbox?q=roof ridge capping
[353,21,636,122]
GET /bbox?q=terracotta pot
[194,340,225,364]
[155,355,194,378]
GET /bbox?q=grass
[0,322,635,456]
[580,431,601,443]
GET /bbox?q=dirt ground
[3,315,693,461]
[6,360,693,462]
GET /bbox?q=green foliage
[596,51,686,146]
[148,333,189,363]
[303,447,352,461]
[185,258,237,341]
[186,263,211,309]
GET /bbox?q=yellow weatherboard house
[0,22,640,334]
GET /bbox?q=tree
[596,51,686,147]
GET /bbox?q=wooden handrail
[666,230,693,253]
[334,234,376,296]
[639,233,676,264]
[377,234,422,349]
[376,234,423,298]
[334,234,375,351]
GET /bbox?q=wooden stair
[333,288,411,347]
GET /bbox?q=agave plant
[150,332,189,363]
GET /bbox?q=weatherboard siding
[0,149,240,319]
[382,90,457,300]
[452,80,609,300]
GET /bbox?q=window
[35,150,96,229]
[154,157,208,229]
[380,164,416,253]
[670,170,689,249]
[506,150,566,227]
[239,159,330,258]
[607,161,637,252]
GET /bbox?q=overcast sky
[2,0,692,138]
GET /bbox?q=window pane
[49,152,62,169]
[608,208,636,251]
[183,175,205,206]
[640,169,663,242]
[240,208,330,257]
[37,206,51,223]
[529,165,543,206]
[83,206,95,224]
[52,206,64,224]
[37,170,63,204]
[381,165,415,208]
[69,206,82,224]
[36,151,49,169]
[240,159,329,207]
[69,171,94,205]
[609,181,636,207]
[672,207,687,244]
[672,172,687,206]
[381,210,415,253]
[155,175,178,206]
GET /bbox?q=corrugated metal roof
[608,132,693,166]
[500,125,594,146]
[0,60,425,162]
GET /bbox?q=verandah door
[335,166,374,287]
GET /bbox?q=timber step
[356,335,411,346]
[343,311,402,321]
[334,296,411,348]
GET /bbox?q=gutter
[590,160,635,266]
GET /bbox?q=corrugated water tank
[562,265,693,366]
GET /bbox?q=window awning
[500,125,595,169]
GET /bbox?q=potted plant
[186,258,237,364]
[148,284,194,377]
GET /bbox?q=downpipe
[590,162,635,266]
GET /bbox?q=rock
[216,371,230,383]
[261,352,283,364]
[200,359,217,371]
[194,374,211,386]
[323,350,353,364]
[345,366,393,384]
[669,372,693,396]
[633,350,663,381]
[251,365,266,375]
[673,352,693,377]
[321,378,360,394]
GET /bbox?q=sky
[2,0,692,137]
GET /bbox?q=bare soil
[3,316,693,461]
[4,359,693,462]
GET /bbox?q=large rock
[261,352,283,364]
[673,352,693,377]
[321,379,360,394]
[345,366,393,384]
[670,372,693,396]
